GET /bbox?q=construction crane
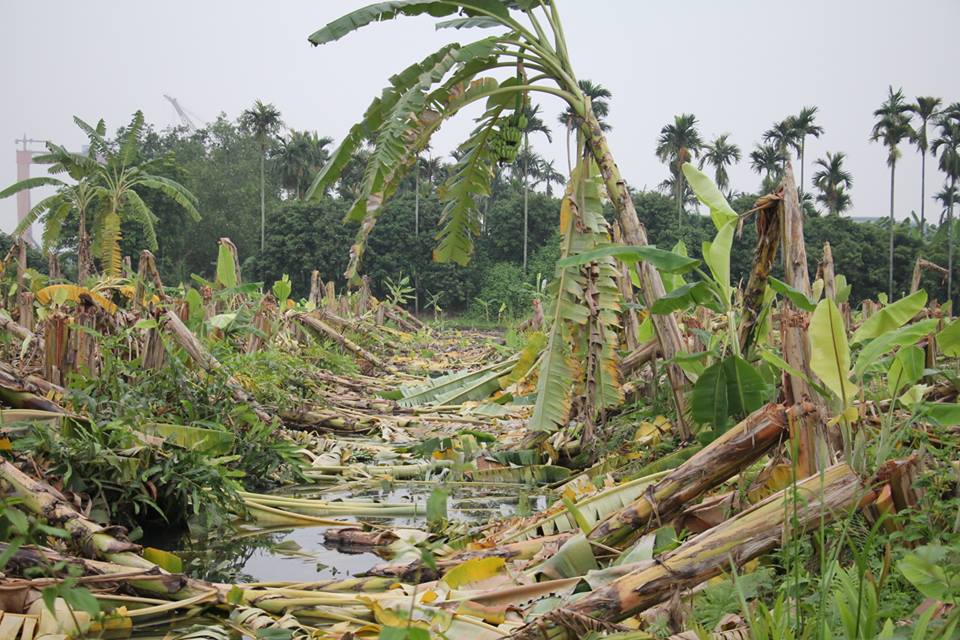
[164,95,198,132]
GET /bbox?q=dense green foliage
[9,109,957,317]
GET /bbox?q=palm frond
[73,116,110,158]
[307,1,509,46]
[433,94,504,265]
[123,189,159,251]
[135,176,201,221]
[0,176,65,199]
[13,193,63,239]
[119,110,146,166]
[308,43,467,201]
[41,200,72,250]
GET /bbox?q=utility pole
[15,135,45,246]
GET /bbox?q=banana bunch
[489,112,529,164]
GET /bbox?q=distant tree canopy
[9,110,956,316]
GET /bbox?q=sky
[2,0,959,236]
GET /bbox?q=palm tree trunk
[581,105,691,438]
[888,160,896,300]
[920,147,927,237]
[523,135,529,273]
[799,136,806,197]
[260,152,266,252]
[676,170,683,232]
[949,177,956,314]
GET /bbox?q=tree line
[2,91,958,316]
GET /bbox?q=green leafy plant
[384,272,416,308]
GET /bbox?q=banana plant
[526,156,620,447]
[2,112,200,278]
[649,164,773,439]
[306,0,693,423]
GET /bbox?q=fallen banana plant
[589,403,789,548]
[513,462,872,638]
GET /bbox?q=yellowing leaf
[36,285,117,313]
[441,557,505,589]
[810,298,858,407]
[143,547,183,573]
[852,290,927,343]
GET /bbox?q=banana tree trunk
[738,195,781,354]
[589,403,789,549]
[820,241,836,301]
[621,339,658,376]
[515,463,869,638]
[779,163,830,477]
[581,104,690,437]
[77,208,91,282]
[612,222,641,351]
[0,460,141,559]
[0,367,65,412]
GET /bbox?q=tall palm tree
[749,143,786,192]
[812,151,853,215]
[698,134,741,196]
[763,117,802,164]
[239,100,283,251]
[1,112,200,278]
[935,183,958,226]
[871,86,914,300]
[558,79,611,172]
[656,114,703,230]
[908,96,943,236]
[276,130,333,199]
[520,103,552,272]
[932,117,960,309]
[791,106,824,195]
[530,156,565,197]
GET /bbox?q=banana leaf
[140,423,235,456]
[397,357,516,407]
[503,471,668,542]
[465,464,570,485]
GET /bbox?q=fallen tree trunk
[588,403,789,549]
[621,339,659,376]
[0,311,36,346]
[296,312,398,375]
[162,310,273,423]
[911,257,949,294]
[0,367,66,413]
[0,459,140,559]
[515,463,871,639]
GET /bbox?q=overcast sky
[3,1,959,236]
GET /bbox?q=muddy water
[159,483,549,584]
